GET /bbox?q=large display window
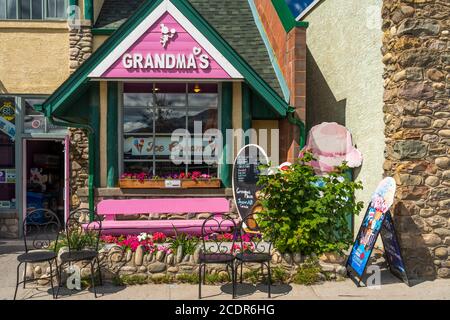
[122,83,219,177]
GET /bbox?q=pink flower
[153,232,167,243]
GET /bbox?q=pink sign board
[101,12,231,79]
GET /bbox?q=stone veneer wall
[382,0,450,279]
[68,24,93,210]
[25,244,352,286]
[0,213,19,239]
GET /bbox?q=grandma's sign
[90,11,239,79]
[122,47,210,71]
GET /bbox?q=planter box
[119,178,221,189]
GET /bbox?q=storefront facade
[0,0,307,237]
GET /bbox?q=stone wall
[26,244,352,286]
[382,0,450,279]
[0,213,18,239]
[68,23,93,210]
[69,128,89,210]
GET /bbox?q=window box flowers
[119,171,221,189]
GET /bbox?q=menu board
[232,145,269,221]
[381,211,410,286]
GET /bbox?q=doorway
[24,139,68,226]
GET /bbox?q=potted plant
[119,171,221,189]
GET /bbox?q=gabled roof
[94,0,285,100]
[39,0,290,118]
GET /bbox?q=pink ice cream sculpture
[301,122,363,174]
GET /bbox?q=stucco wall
[0,21,70,94]
[304,0,385,229]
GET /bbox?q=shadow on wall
[0,80,7,94]
[306,46,347,131]
[394,202,436,283]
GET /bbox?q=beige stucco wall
[94,0,105,23]
[93,34,109,52]
[303,0,384,231]
[0,21,70,94]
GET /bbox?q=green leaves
[256,152,363,256]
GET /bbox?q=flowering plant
[232,242,255,254]
[120,171,215,181]
[152,232,167,243]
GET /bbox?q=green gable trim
[39,0,288,119]
[172,0,288,116]
[84,0,93,21]
[92,28,116,35]
[248,0,290,103]
[271,0,309,33]
[41,0,164,116]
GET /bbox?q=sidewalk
[1,240,449,300]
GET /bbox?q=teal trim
[220,83,233,188]
[40,0,164,116]
[38,0,289,120]
[287,106,306,148]
[47,116,96,215]
[92,28,116,35]
[248,0,290,103]
[242,83,252,145]
[89,84,100,188]
[84,0,93,21]
[172,0,288,116]
[271,0,309,32]
[107,82,119,188]
[69,0,78,6]
[251,93,279,120]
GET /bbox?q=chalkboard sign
[232,144,269,221]
[381,211,410,286]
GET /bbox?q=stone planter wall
[25,245,350,286]
[382,0,450,279]
[0,213,18,239]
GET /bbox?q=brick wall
[254,0,307,162]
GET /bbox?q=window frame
[0,0,68,21]
[119,82,222,179]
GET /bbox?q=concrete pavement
[1,239,449,300]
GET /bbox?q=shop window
[0,0,67,20]
[0,97,16,210]
[123,83,219,178]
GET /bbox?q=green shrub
[257,152,364,256]
[293,257,321,286]
[118,274,149,285]
[243,269,261,284]
[176,273,199,284]
[205,272,230,284]
[271,267,289,284]
[150,274,174,284]
[169,227,199,255]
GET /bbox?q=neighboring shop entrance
[22,138,69,227]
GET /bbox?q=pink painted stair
[95,198,235,236]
